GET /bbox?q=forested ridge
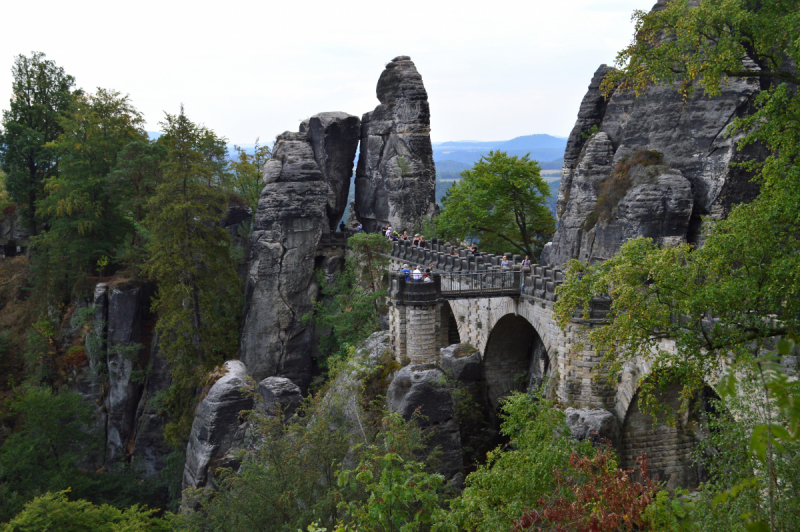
[0,0,799,530]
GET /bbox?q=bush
[1,490,168,531]
[437,392,594,532]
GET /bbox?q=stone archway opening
[620,383,719,490]
[482,314,544,414]
[439,302,461,347]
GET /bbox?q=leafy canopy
[226,140,271,213]
[144,106,242,445]
[0,52,76,236]
[436,151,554,259]
[1,490,168,532]
[31,88,146,297]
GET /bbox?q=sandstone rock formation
[387,364,463,480]
[303,112,361,230]
[355,56,437,233]
[240,112,359,387]
[183,360,254,491]
[440,344,481,383]
[258,376,303,419]
[565,407,621,447]
[105,283,145,464]
[132,336,172,477]
[543,64,764,266]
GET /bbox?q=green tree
[107,138,166,271]
[31,88,145,297]
[436,151,554,258]
[336,413,445,532]
[437,392,593,532]
[144,106,242,445]
[0,52,76,236]
[226,140,271,212]
[306,233,390,365]
[109,138,165,225]
[0,386,162,522]
[1,490,168,532]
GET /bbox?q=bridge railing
[387,237,568,301]
[440,271,520,298]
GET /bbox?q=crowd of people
[341,220,534,280]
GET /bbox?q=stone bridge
[387,238,705,489]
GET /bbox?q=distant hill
[432,134,566,168]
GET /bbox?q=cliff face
[240,113,359,387]
[543,65,764,266]
[355,56,437,233]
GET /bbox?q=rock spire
[354,56,437,233]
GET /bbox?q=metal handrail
[439,270,519,298]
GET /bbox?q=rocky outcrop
[440,344,481,383]
[132,335,171,477]
[105,283,145,464]
[258,376,303,419]
[183,360,254,491]
[387,364,463,480]
[544,61,764,266]
[303,112,361,230]
[240,114,358,388]
[565,407,620,447]
[355,56,437,233]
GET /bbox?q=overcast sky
[0,0,654,144]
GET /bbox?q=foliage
[1,490,169,532]
[226,141,271,213]
[436,151,554,259]
[604,0,800,98]
[177,344,441,532]
[642,345,800,532]
[0,52,76,236]
[513,446,658,532]
[178,395,352,532]
[0,386,163,522]
[144,106,242,445]
[31,88,146,300]
[438,392,593,532]
[306,233,390,365]
[335,412,445,532]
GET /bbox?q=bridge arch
[482,314,551,412]
[439,301,462,347]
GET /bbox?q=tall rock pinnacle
[240,112,359,387]
[354,56,437,233]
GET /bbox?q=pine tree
[0,52,76,236]
[144,106,242,444]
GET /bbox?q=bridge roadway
[385,238,700,491]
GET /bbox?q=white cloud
[0,0,654,144]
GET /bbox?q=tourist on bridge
[401,264,411,282]
[423,273,433,283]
[522,255,531,268]
[412,234,420,246]
[412,266,422,282]
[501,256,511,269]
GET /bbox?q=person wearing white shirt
[412,267,422,282]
